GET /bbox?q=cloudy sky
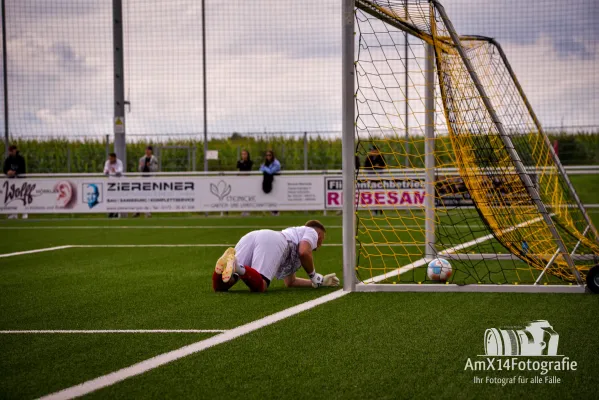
[1,0,597,139]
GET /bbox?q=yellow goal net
[352,0,598,289]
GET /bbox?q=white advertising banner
[200,175,323,211]
[0,175,324,214]
[325,175,426,209]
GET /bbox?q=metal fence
[1,0,598,168]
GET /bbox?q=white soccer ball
[427,258,452,282]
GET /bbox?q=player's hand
[310,272,324,288]
[323,273,340,287]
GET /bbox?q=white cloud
[1,0,597,140]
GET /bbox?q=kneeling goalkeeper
[212,220,339,292]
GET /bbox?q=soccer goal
[341,0,599,293]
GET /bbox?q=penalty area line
[0,245,72,258]
[38,289,348,400]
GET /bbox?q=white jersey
[234,227,319,282]
[103,159,124,177]
[276,226,318,279]
[281,226,318,250]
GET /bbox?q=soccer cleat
[222,253,237,283]
[215,247,235,275]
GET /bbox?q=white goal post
[341,0,598,293]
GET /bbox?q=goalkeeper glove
[309,271,324,288]
[323,273,340,287]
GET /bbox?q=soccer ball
[427,258,452,282]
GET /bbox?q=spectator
[364,145,386,170]
[364,145,386,215]
[237,149,253,172]
[104,152,124,177]
[103,153,123,218]
[355,155,361,171]
[138,146,158,175]
[3,145,27,219]
[134,146,158,218]
[259,150,281,216]
[237,149,253,217]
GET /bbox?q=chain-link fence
[1,1,597,172]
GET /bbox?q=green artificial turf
[89,292,599,400]
[567,174,599,205]
[0,211,597,399]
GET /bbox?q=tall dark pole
[202,0,208,172]
[113,0,126,166]
[2,0,8,158]
[341,0,356,291]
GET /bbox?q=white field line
[67,244,424,248]
[0,243,428,259]
[0,225,485,230]
[0,245,73,258]
[39,290,348,400]
[363,215,546,284]
[0,330,226,334]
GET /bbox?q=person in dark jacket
[259,150,281,216]
[3,145,26,177]
[237,149,253,172]
[364,145,386,170]
[3,145,27,219]
[364,145,386,215]
[134,146,158,218]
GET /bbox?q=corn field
[1,132,598,174]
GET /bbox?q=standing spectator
[364,145,386,170]
[134,146,158,218]
[237,149,253,172]
[3,145,27,219]
[237,149,253,217]
[259,150,281,216]
[104,152,124,177]
[138,146,158,175]
[103,153,123,218]
[364,145,386,215]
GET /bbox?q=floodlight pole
[342,0,356,292]
[2,0,8,158]
[202,0,208,172]
[113,0,126,166]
